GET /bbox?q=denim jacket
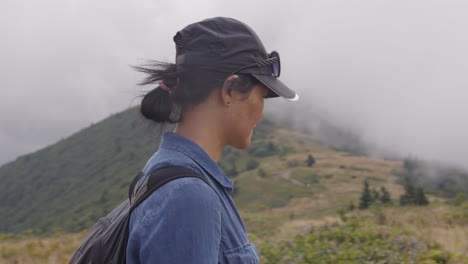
[126,132,259,264]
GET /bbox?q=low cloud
[1,0,468,171]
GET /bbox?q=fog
[1,0,467,170]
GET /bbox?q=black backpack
[68,166,212,264]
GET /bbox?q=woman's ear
[221,75,239,106]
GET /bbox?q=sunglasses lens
[270,52,280,77]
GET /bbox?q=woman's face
[227,83,269,149]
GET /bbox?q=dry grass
[264,197,331,217]
[270,216,340,242]
[3,204,465,264]
[0,232,85,264]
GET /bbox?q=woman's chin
[234,140,250,150]
[232,132,253,150]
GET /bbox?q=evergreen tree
[306,154,316,167]
[371,188,380,203]
[348,201,355,211]
[415,187,429,205]
[359,180,372,210]
[400,179,415,206]
[405,183,415,201]
[403,157,418,172]
[380,186,391,204]
[229,163,238,177]
[399,177,429,206]
[267,141,276,152]
[399,194,411,206]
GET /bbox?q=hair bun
[141,87,177,123]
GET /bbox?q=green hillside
[0,107,163,233]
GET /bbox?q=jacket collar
[159,131,233,191]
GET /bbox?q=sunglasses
[230,51,281,77]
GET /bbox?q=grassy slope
[0,107,164,233]
[235,127,404,218]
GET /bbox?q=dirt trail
[274,170,305,186]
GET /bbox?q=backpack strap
[129,166,213,212]
[128,171,144,202]
[110,166,214,263]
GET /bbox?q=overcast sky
[1,0,468,170]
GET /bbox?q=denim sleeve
[128,178,222,264]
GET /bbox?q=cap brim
[251,74,299,101]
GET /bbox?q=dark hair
[133,61,260,123]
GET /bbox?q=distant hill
[0,107,164,233]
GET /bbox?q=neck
[173,111,226,163]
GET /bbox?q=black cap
[173,17,299,101]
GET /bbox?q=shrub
[306,154,315,167]
[231,181,240,197]
[278,146,294,157]
[247,141,277,157]
[257,219,452,264]
[246,159,260,171]
[445,203,468,225]
[258,169,268,178]
[451,192,468,206]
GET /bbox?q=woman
[127,17,298,264]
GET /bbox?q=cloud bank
[1,0,467,170]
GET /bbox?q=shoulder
[144,148,203,175]
[132,177,221,223]
[160,177,220,208]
